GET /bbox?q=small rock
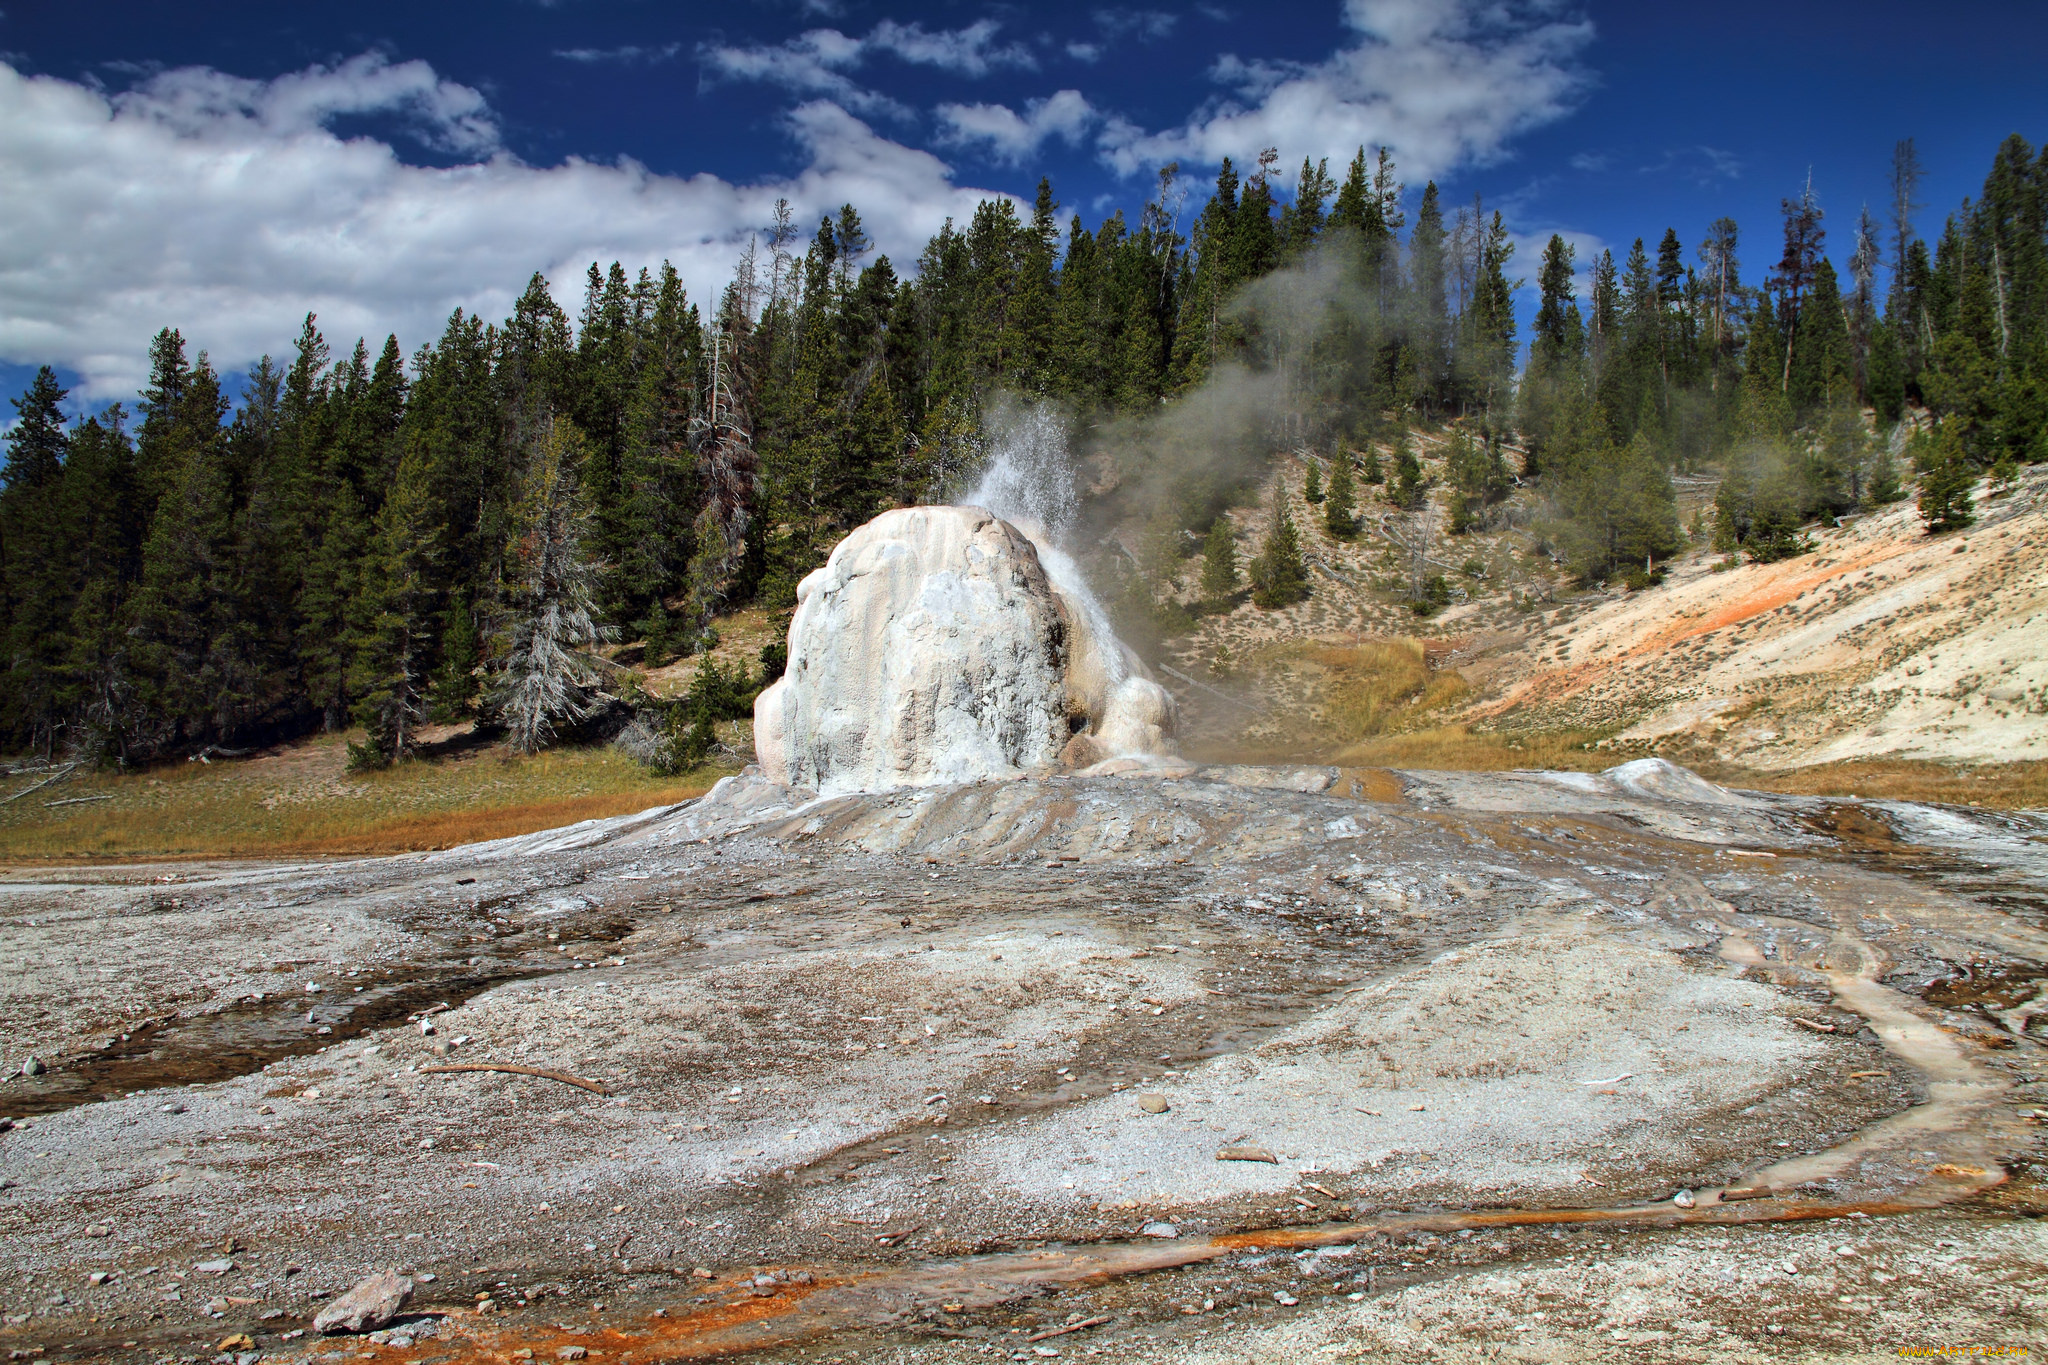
[204,1297,229,1315]
[216,1335,254,1352]
[1137,1094,1169,1114]
[83,1224,111,1238]
[312,1270,413,1334]
[1273,1291,1298,1306]
[556,1348,588,1361]
[1141,1222,1178,1239]
[21,1056,43,1077]
[1216,1146,1279,1164]
[87,1273,111,1287]
[1672,1189,1695,1209]
[194,1259,235,1275]
[1721,1181,1772,1202]
[691,1267,714,1280]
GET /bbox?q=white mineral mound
[754,503,1178,795]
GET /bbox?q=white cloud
[937,90,1097,164]
[1092,9,1179,42]
[699,18,1033,117]
[1099,0,1593,181]
[0,60,1011,400]
[697,28,903,117]
[117,50,501,156]
[865,20,1035,77]
[553,43,682,65]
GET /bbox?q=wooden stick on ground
[1025,1315,1111,1343]
[420,1063,609,1095]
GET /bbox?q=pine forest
[3,133,2044,766]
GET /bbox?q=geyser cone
[754,504,1177,795]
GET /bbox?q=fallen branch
[2,763,77,804]
[1025,1315,1111,1343]
[420,1063,609,1095]
[45,794,115,807]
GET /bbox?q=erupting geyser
[753,403,1177,795]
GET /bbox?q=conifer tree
[1303,458,1324,504]
[1,367,73,749]
[1324,453,1356,537]
[1199,516,1240,605]
[1249,492,1308,608]
[1918,422,1977,533]
[433,587,481,718]
[1388,429,1425,510]
[1520,235,1584,468]
[350,446,441,765]
[494,416,611,753]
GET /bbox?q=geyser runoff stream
[755,399,1176,795]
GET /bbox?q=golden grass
[1691,757,2048,812]
[1332,723,1613,771]
[0,733,731,862]
[1245,638,1473,746]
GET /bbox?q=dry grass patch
[1694,757,2048,812]
[0,732,730,861]
[1334,724,1613,772]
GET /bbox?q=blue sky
[3,0,2045,410]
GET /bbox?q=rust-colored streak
[369,1168,2003,1364]
[1338,767,1408,805]
[1487,543,1910,711]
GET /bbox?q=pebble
[1672,1189,1695,1209]
[1141,1222,1179,1239]
[1274,1291,1299,1306]
[21,1056,43,1077]
[194,1259,235,1275]
[556,1348,588,1361]
[1138,1094,1169,1114]
[1216,1146,1279,1164]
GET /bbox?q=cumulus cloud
[937,90,1097,164]
[0,60,1009,399]
[696,28,899,117]
[1099,0,1593,181]
[699,18,1034,117]
[116,50,502,156]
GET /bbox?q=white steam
[961,395,1130,693]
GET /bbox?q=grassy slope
[0,731,732,862]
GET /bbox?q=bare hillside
[1467,465,2048,769]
